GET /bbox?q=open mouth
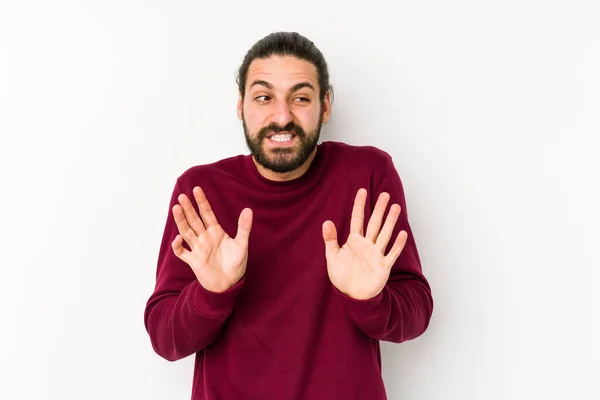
[266,131,297,145]
[269,133,295,142]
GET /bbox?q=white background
[1,1,599,399]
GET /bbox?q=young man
[144,31,433,399]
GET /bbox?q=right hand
[171,186,253,293]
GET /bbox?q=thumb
[235,208,253,246]
[322,220,339,255]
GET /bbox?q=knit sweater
[144,140,433,399]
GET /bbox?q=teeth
[271,134,293,142]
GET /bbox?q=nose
[270,99,293,128]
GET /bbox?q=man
[144,31,433,399]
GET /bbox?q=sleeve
[333,153,434,343]
[143,179,244,361]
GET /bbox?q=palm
[327,234,391,300]
[190,226,248,290]
[172,186,253,293]
[323,189,408,300]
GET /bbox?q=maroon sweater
[144,141,433,399]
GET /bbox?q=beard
[243,113,322,174]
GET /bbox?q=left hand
[322,188,408,300]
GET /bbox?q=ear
[237,91,243,120]
[320,91,332,125]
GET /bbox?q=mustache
[258,122,305,139]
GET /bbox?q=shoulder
[175,154,243,189]
[320,141,404,194]
[321,140,393,171]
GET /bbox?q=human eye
[293,96,310,103]
[255,95,271,103]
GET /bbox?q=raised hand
[322,188,408,300]
[171,186,253,293]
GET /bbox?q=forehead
[246,55,318,91]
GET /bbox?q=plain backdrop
[1,1,599,399]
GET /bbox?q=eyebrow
[249,80,273,90]
[290,82,315,93]
[248,80,316,93]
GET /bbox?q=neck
[253,147,318,182]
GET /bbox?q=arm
[324,155,433,343]
[144,181,250,361]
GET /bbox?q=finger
[384,230,408,266]
[375,203,402,252]
[193,186,220,228]
[172,204,199,244]
[365,192,390,242]
[349,188,367,236]
[171,234,193,265]
[322,220,340,255]
[235,208,253,246]
[177,193,206,235]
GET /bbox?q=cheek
[243,105,269,128]
[297,108,321,129]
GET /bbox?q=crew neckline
[240,141,329,190]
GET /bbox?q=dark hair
[236,32,333,102]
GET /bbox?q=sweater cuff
[189,278,245,318]
[332,284,385,325]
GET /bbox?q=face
[238,55,331,175]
